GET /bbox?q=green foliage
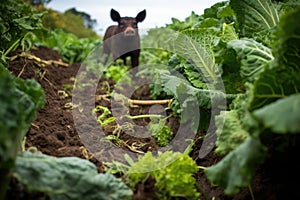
[65,8,97,29]
[174,31,217,84]
[227,38,274,82]
[215,110,249,155]
[14,151,133,200]
[253,94,300,134]
[205,138,267,194]
[148,118,173,147]
[37,6,99,38]
[166,11,202,31]
[127,151,200,200]
[230,0,280,37]
[104,64,131,83]
[36,29,101,64]
[141,2,299,196]
[25,0,51,6]
[0,0,46,54]
[205,4,300,195]
[92,105,115,127]
[0,65,44,199]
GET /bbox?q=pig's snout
[124,27,136,36]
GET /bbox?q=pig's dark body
[103,9,146,68]
[103,25,141,67]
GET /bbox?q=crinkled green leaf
[0,65,44,165]
[128,151,200,200]
[160,73,226,109]
[215,110,249,155]
[251,8,300,127]
[181,62,208,89]
[217,2,235,19]
[248,7,300,110]
[204,1,229,19]
[221,23,238,42]
[273,6,300,71]
[205,138,267,194]
[231,0,280,36]
[175,29,219,83]
[253,94,300,133]
[248,64,300,109]
[195,18,219,28]
[0,64,44,198]
[148,118,173,147]
[227,38,274,81]
[14,152,133,200]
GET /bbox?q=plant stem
[4,38,20,56]
[129,99,172,105]
[195,182,208,200]
[0,168,12,200]
[248,185,255,200]
[128,114,163,120]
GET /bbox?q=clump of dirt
[7,45,296,200]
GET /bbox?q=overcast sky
[47,0,222,35]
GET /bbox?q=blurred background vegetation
[24,0,99,38]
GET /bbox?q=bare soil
[6,46,299,200]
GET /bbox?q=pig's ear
[136,10,146,23]
[111,9,121,22]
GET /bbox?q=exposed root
[129,99,172,105]
[10,51,69,67]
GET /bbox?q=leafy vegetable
[253,94,300,133]
[14,151,133,200]
[0,0,46,54]
[215,110,249,155]
[174,32,217,84]
[127,151,200,200]
[104,64,131,83]
[230,0,280,37]
[148,118,173,147]
[205,138,267,194]
[205,4,300,195]
[227,38,274,81]
[36,29,101,64]
[0,65,44,199]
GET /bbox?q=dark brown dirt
[7,46,299,200]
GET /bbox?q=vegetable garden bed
[2,0,300,199]
[5,45,297,200]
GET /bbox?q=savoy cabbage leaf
[174,31,218,84]
[248,6,300,110]
[14,151,133,200]
[0,65,44,199]
[205,138,267,194]
[227,38,274,82]
[230,0,280,36]
[247,64,300,110]
[215,110,249,155]
[208,6,300,195]
[253,94,300,133]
